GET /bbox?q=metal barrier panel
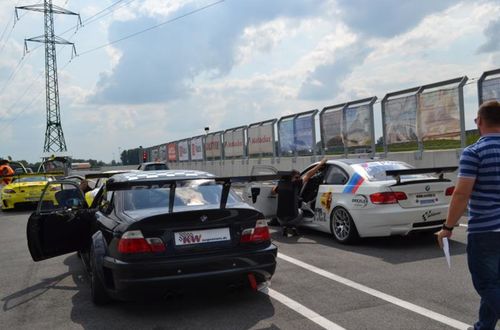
[294,111,317,156]
[344,104,372,148]
[478,68,500,105]
[159,144,167,162]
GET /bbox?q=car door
[313,165,349,224]
[243,165,278,218]
[27,181,94,262]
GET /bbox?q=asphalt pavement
[0,209,479,330]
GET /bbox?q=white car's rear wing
[385,166,458,185]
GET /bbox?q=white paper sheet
[443,237,451,269]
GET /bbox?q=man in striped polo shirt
[437,100,500,330]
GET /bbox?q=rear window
[144,164,168,171]
[351,161,434,182]
[122,180,240,211]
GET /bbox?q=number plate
[174,227,231,246]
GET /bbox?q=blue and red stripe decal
[343,173,364,194]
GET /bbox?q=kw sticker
[343,173,364,194]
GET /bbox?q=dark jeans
[467,232,500,330]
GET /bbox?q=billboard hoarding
[190,137,204,161]
[294,116,314,153]
[248,124,274,156]
[205,133,222,159]
[384,95,417,144]
[278,119,294,155]
[344,105,372,147]
[321,109,343,149]
[482,77,500,102]
[178,140,189,162]
[224,129,245,158]
[417,89,460,141]
[167,143,177,161]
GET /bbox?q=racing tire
[90,250,111,305]
[330,207,359,244]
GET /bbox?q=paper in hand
[442,237,451,269]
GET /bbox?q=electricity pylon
[16,0,80,154]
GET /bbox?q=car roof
[110,170,215,183]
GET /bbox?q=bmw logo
[200,215,208,222]
[425,185,430,192]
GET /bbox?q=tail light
[2,189,16,194]
[240,220,270,243]
[118,230,166,254]
[445,186,455,196]
[370,191,407,204]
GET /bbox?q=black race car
[26,170,278,304]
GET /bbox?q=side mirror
[251,187,261,203]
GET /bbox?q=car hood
[4,181,48,189]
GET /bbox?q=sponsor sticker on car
[175,227,231,246]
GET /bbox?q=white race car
[244,160,457,244]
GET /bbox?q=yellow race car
[1,174,59,210]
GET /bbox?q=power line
[78,0,225,57]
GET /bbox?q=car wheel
[330,207,359,244]
[90,250,111,305]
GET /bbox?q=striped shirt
[459,133,500,234]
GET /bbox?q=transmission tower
[16,1,80,154]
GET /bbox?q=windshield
[121,180,240,211]
[352,161,434,182]
[144,164,168,171]
[12,176,51,183]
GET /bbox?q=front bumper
[101,244,278,300]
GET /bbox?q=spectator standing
[437,100,500,330]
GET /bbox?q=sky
[0,0,499,163]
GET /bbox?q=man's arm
[302,158,327,184]
[436,176,475,248]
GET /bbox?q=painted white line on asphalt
[278,253,470,330]
[261,287,345,330]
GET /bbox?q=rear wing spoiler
[385,166,458,185]
[106,173,290,212]
[0,171,65,180]
[85,171,132,180]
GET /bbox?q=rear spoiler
[385,166,458,185]
[85,171,132,179]
[0,171,65,179]
[106,173,290,212]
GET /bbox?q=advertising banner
[248,124,274,156]
[278,119,294,155]
[178,140,189,161]
[384,95,418,144]
[321,109,343,149]
[482,77,500,102]
[224,129,245,158]
[344,105,372,147]
[159,145,167,162]
[417,89,460,140]
[205,133,222,159]
[190,137,204,161]
[167,143,177,161]
[294,116,314,153]
[151,147,159,162]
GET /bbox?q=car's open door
[243,165,279,218]
[27,181,93,262]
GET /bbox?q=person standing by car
[273,158,327,236]
[437,100,500,330]
[0,159,15,186]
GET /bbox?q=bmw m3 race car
[1,173,59,211]
[26,170,280,304]
[245,160,457,244]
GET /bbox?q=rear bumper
[350,204,449,237]
[101,244,277,300]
